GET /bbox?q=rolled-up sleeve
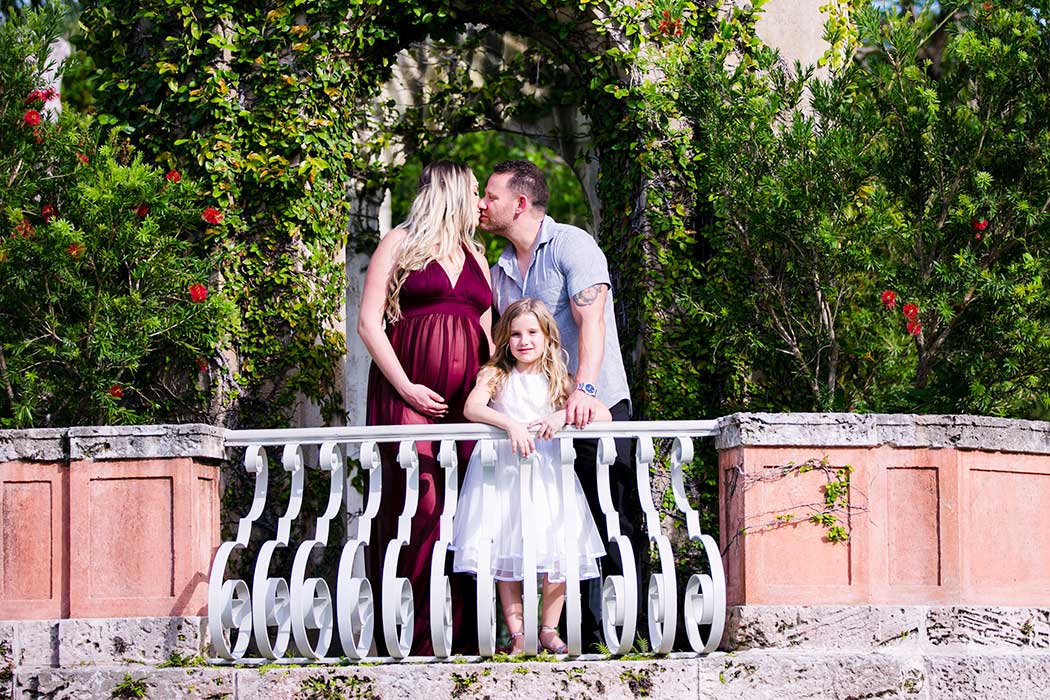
[558,229,612,298]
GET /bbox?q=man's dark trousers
[569,399,649,652]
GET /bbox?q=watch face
[577,383,597,397]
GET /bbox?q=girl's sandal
[539,626,568,655]
[508,631,526,655]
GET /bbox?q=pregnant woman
[357,161,492,656]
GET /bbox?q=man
[478,159,644,650]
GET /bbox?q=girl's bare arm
[464,368,535,456]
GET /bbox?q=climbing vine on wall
[77,0,470,426]
[76,0,708,427]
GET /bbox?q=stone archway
[338,3,831,424]
[340,26,606,423]
[78,0,832,429]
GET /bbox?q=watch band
[575,382,598,397]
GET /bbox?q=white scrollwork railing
[209,420,724,662]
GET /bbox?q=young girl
[451,298,607,655]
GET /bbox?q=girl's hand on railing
[529,410,566,441]
[506,422,535,457]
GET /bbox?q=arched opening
[343,24,613,422]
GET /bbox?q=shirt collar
[496,215,555,283]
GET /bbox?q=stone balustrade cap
[69,424,226,461]
[0,428,68,462]
[716,412,1050,454]
[0,424,226,462]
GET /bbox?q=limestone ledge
[0,617,206,669]
[716,412,1050,454]
[726,605,1050,652]
[0,424,225,463]
[10,650,1050,700]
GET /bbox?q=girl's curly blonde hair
[485,298,573,409]
[385,161,484,323]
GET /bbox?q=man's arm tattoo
[572,284,603,307]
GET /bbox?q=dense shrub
[0,6,235,427]
[669,1,1050,419]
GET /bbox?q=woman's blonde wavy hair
[485,298,573,409]
[385,161,484,323]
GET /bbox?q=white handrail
[223,420,719,446]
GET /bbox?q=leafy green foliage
[110,672,148,699]
[672,0,1050,418]
[76,0,441,426]
[0,5,234,427]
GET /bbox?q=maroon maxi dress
[366,247,491,656]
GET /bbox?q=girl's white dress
[451,368,606,582]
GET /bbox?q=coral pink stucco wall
[1,451,219,620]
[719,443,1050,607]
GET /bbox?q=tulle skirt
[451,438,606,582]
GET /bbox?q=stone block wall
[717,413,1050,607]
[0,425,223,620]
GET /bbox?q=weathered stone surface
[2,617,204,670]
[6,621,59,668]
[725,606,1050,653]
[236,660,700,700]
[726,606,928,651]
[68,424,225,461]
[716,413,1050,454]
[709,650,929,700]
[925,607,1050,650]
[12,654,1050,700]
[15,666,233,700]
[925,654,1050,700]
[56,617,206,666]
[13,652,1050,700]
[716,413,879,450]
[0,430,67,463]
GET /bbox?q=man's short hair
[493,160,549,210]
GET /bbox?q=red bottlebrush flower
[971,218,988,231]
[902,303,919,320]
[135,203,150,218]
[196,357,209,372]
[23,109,41,126]
[27,88,58,103]
[108,384,124,399]
[881,290,897,309]
[42,204,56,223]
[907,320,922,336]
[201,207,224,225]
[189,282,208,303]
[76,153,89,164]
[14,219,34,238]
[68,242,85,257]
[165,169,182,184]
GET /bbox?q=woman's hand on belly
[399,381,448,418]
